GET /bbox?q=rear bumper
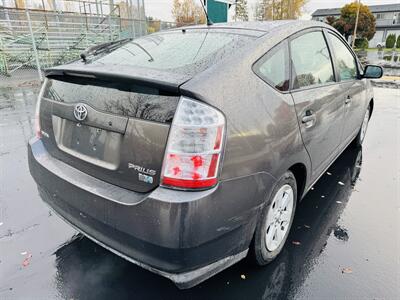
[28,138,273,288]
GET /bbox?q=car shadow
[53,146,363,300]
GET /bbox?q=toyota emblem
[73,103,88,122]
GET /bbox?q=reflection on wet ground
[52,146,362,300]
[0,87,399,299]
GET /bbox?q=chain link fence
[0,7,177,87]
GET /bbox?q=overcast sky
[145,0,397,21]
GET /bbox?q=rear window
[43,79,179,123]
[92,30,256,76]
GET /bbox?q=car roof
[174,20,330,37]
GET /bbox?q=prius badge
[128,163,156,184]
[74,103,88,122]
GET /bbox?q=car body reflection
[53,146,363,300]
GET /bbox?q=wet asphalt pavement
[0,86,399,299]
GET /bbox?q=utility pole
[352,0,361,48]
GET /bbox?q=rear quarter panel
[180,26,314,205]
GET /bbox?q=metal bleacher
[0,3,176,82]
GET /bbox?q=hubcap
[360,108,370,143]
[265,184,294,252]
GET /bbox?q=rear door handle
[345,95,352,104]
[302,110,316,128]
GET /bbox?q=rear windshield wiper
[80,38,133,63]
[130,42,154,62]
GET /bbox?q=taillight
[34,79,47,138]
[161,97,225,190]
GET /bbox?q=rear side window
[290,31,335,89]
[327,33,358,81]
[94,31,256,77]
[254,40,290,92]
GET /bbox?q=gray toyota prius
[28,21,383,288]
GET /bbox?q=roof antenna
[200,0,213,26]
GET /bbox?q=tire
[353,106,371,147]
[251,171,297,265]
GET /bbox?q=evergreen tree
[235,0,249,21]
[385,34,396,49]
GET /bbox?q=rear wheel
[354,106,370,147]
[251,171,297,265]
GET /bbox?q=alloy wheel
[265,184,294,252]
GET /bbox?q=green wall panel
[207,0,228,23]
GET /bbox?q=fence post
[108,0,114,40]
[0,36,10,76]
[108,14,113,40]
[136,0,142,36]
[26,10,43,82]
[141,0,147,35]
[128,0,136,38]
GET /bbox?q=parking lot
[0,86,399,299]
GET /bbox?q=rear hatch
[39,74,180,192]
[38,28,258,193]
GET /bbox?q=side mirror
[363,65,383,79]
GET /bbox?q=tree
[396,35,400,49]
[331,2,376,42]
[354,37,368,49]
[172,0,206,26]
[147,16,161,34]
[385,34,396,49]
[235,0,249,21]
[14,0,26,9]
[326,16,337,26]
[254,0,307,21]
[254,0,272,20]
[254,0,266,20]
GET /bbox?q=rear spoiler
[45,64,192,93]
